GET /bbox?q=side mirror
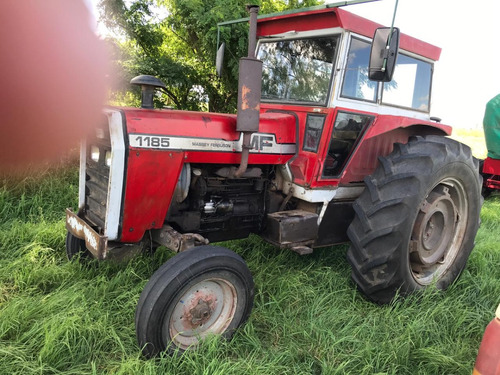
[216,42,225,77]
[369,27,400,82]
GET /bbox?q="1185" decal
[133,135,170,148]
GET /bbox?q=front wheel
[347,135,482,304]
[65,231,91,261]
[135,246,254,357]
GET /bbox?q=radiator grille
[84,116,111,230]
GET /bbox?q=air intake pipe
[130,75,167,109]
[234,5,262,178]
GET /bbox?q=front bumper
[65,208,108,260]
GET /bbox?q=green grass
[1,151,499,374]
[450,128,487,159]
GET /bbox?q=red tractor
[65,4,482,356]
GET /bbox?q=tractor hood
[120,108,297,155]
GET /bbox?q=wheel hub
[408,177,469,285]
[168,278,237,349]
[411,186,457,267]
[188,298,215,327]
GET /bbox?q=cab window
[341,37,378,102]
[382,54,432,111]
[322,111,373,178]
[258,36,339,105]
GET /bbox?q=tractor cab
[254,7,449,188]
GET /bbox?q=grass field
[1,134,499,375]
[450,128,487,159]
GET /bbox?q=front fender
[120,149,185,242]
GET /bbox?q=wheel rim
[166,277,237,350]
[409,178,468,285]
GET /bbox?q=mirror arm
[382,0,399,73]
[381,47,390,72]
[216,26,221,59]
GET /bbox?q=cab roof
[256,6,441,61]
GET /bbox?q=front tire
[347,135,482,304]
[65,231,91,261]
[135,246,254,357]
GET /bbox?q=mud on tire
[347,135,482,304]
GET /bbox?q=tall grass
[0,159,499,374]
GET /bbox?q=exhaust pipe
[234,5,262,178]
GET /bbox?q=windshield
[257,36,339,104]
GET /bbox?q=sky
[87,0,500,129]
[333,0,500,129]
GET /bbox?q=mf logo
[250,134,274,151]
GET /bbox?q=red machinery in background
[481,94,500,197]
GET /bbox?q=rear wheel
[135,245,254,357]
[347,135,482,304]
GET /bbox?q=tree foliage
[98,0,323,112]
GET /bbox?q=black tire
[65,231,91,261]
[135,245,254,357]
[347,135,482,304]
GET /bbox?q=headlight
[90,145,100,162]
[105,151,112,167]
[96,127,105,139]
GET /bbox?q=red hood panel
[122,108,296,144]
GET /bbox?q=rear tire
[135,245,254,357]
[347,135,482,304]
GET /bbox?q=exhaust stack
[234,5,262,178]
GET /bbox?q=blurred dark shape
[0,1,109,171]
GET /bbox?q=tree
[98,0,323,112]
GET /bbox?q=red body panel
[257,7,441,61]
[261,103,334,187]
[260,103,451,188]
[257,8,341,37]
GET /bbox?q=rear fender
[340,124,448,184]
